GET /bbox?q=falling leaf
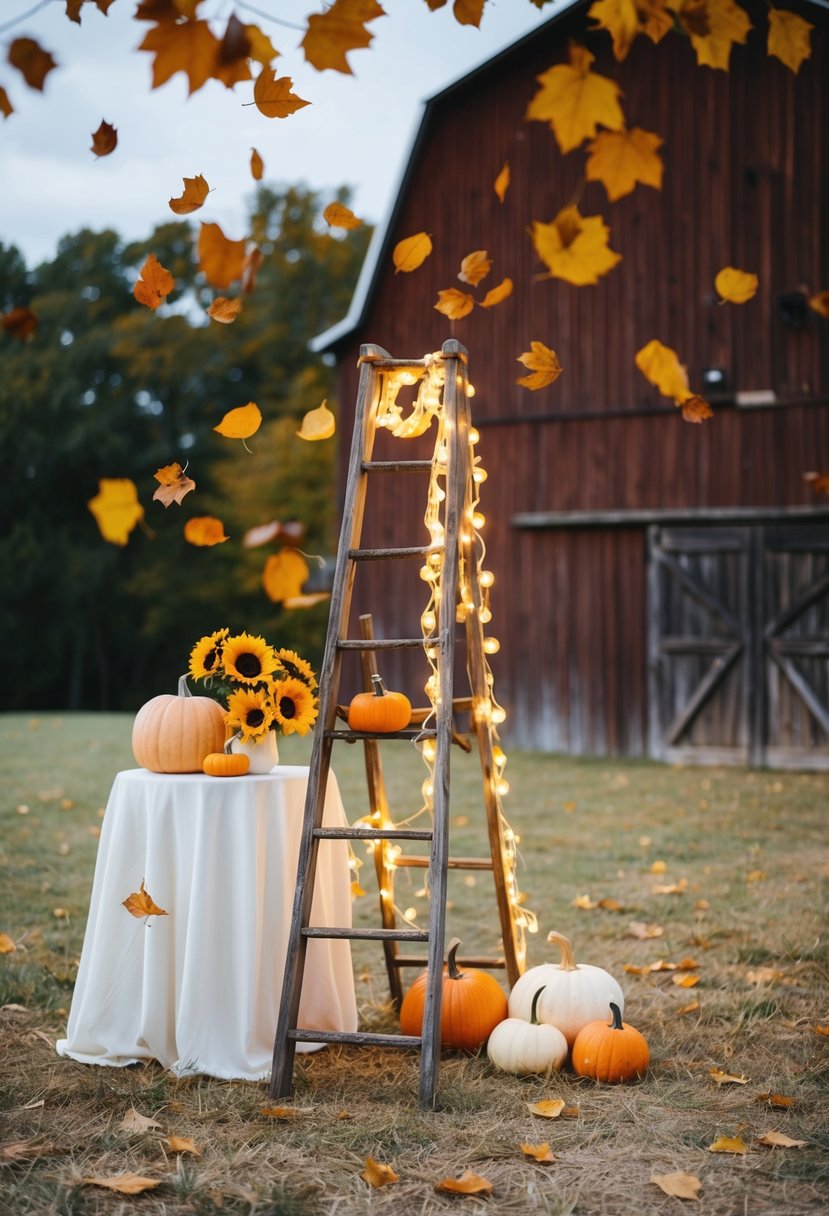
[531,205,621,285]
[0,87,14,118]
[803,471,829,496]
[527,1098,566,1119]
[0,934,16,954]
[133,253,174,310]
[588,0,644,60]
[1,307,37,340]
[8,38,57,90]
[758,1131,807,1149]
[138,18,220,94]
[494,160,510,201]
[253,69,310,118]
[434,288,475,319]
[263,548,309,602]
[302,0,386,74]
[283,593,331,610]
[122,880,168,920]
[323,201,362,229]
[393,231,432,273]
[242,246,264,295]
[519,1142,555,1163]
[755,1093,795,1109]
[525,42,624,155]
[153,462,196,507]
[435,1170,493,1196]
[360,1157,400,1188]
[297,400,335,440]
[715,266,758,304]
[169,174,209,215]
[90,119,117,157]
[681,395,714,424]
[165,1135,202,1155]
[243,519,306,548]
[516,341,563,390]
[351,881,367,898]
[768,8,813,72]
[480,277,513,309]
[635,339,691,401]
[585,127,663,201]
[214,402,262,440]
[452,0,486,27]
[198,222,246,289]
[672,973,700,988]
[117,1108,162,1134]
[207,296,242,324]
[808,291,829,317]
[710,1068,748,1086]
[88,479,144,546]
[628,921,663,939]
[458,249,492,286]
[689,0,752,71]
[184,516,229,547]
[708,1135,747,1155]
[246,148,265,184]
[82,1173,161,1195]
[650,1171,702,1200]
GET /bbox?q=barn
[314,0,829,769]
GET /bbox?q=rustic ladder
[269,339,522,1109]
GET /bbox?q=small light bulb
[466,383,476,398]
[479,570,494,588]
[492,706,506,724]
[496,778,510,795]
[469,427,480,444]
[472,512,485,530]
[479,607,492,624]
[483,637,500,655]
[473,466,488,483]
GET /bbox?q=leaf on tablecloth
[122,880,168,920]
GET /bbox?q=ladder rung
[326,728,437,742]
[394,855,493,870]
[314,827,433,841]
[362,460,433,472]
[337,637,437,650]
[289,1029,421,1048]
[301,927,430,941]
[349,546,431,560]
[392,955,507,970]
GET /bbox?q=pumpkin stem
[177,674,193,698]
[546,931,578,972]
[370,673,388,698]
[530,986,546,1025]
[609,1002,624,1030]
[446,937,464,979]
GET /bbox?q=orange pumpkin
[348,674,411,733]
[571,1002,650,1083]
[203,751,250,777]
[399,938,508,1052]
[132,674,226,774]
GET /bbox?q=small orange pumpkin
[203,751,250,777]
[132,674,226,774]
[571,1002,650,1083]
[347,674,411,733]
[399,937,508,1052]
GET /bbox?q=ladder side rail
[269,345,389,1099]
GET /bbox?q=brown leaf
[2,306,38,340]
[2,1138,58,1162]
[434,288,475,320]
[122,880,168,920]
[516,341,563,391]
[260,1106,308,1118]
[708,1135,747,1155]
[360,1156,400,1188]
[133,253,174,310]
[710,1068,748,1085]
[650,1171,702,1200]
[184,516,228,547]
[243,519,306,548]
[813,1024,829,1036]
[435,1170,493,1195]
[627,921,664,939]
[169,174,209,215]
[138,18,220,95]
[8,38,57,90]
[207,296,242,324]
[519,1141,555,1162]
[458,249,492,286]
[480,277,513,309]
[165,1135,201,1155]
[392,231,432,273]
[809,290,829,318]
[755,1092,795,1109]
[493,160,510,202]
[527,1098,565,1119]
[153,462,196,507]
[253,69,310,118]
[250,147,264,181]
[803,470,829,496]
[680,394,714,424]
[301,0,385,74]
[758,1130,808,1148]
[1,86,15,119]
[677,999,701,1015]
[90,119,117,157]
[198,222,246,289]
[117,1107,162,1134]
[82,1173,161,1194]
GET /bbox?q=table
[56,767,358,1081]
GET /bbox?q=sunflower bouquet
[188,628,319,742]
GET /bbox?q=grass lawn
[1,712,828,1214]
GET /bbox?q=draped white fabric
[57,766,357,1081]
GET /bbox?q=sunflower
[189,628,228,681]
[225,686,274,742]
[222,632,280,684]
[275,647,317,688]
[269,677,319,736]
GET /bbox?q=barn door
[648,524,829,769]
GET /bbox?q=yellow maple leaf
[585,127,663,201]
[393,231,433,273]
[137,19,220,94]
[650,1171,702,1200]
[458,249,492,286]
[296,400,336,440]
[360,1157,400,1188]
[587,0,642,60]
[434,288,475,319]
[323,201,363,230]
[250,148,264,181]
[122,879,168,920]
[480,277,513,309]
[516,341,563,391]
[527,1098,566,1118]
[689,0,752,71]
[82,1173,161,1195]
[253,69,310,118]
[526,42,625,155]
[88,479,144,546]
[494,160,510,202]
[808,290,829,317]
[302,0,385,74]
[768,8,813,73]
[184,516,228,546]
[214,402,262,440]
[198,222,246,289]
[715,266,758,303]
[263,549,311,603]
[133,253,174,310]
[435,1170,493,1195]
[531,205,621,286]
[640,0,675,44]
[635,339,691,401]
[152,462,195,507]
[207,296,242,324]
[708,1134,747,1154]
[519,1142,555,1162]
[169,174,209,215]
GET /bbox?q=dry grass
[2,713,829,1214]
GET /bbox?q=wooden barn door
[648,524,829,769]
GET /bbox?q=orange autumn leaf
[260,1106,305,1118]
[689,0,751,71]
[681,395,714,423]
[138,18,220,94]
[198,222,246,289]
[803,471,829,496]
[360,1157,400,1188]
[627,921,664,939]
[90,119,117,157]
[302,0,386,74]
[153,462,195,507]
[708,1135,747,1155]
[480,277,513,309]
[82,1173,161,1195]
[808,290,829,317]
[635,339,691,402]
[494,160,510,202]
[758,1131,808,1149]
[0,87,13,118]
[715,265,758,303]
[434,288,475,319]
[527,1098,566,1119]
[393,231,432,273]
[572,893,599,909]
[458,249,492,286]
[8,38,57,90]
[435,1170,493,1196]
[767,9,813,73]
[169,174,209,215]
[525,42,624,155]
[88,479,144,546]
[133,253,174,310]
[296,400,336,441]
[165,1135,201,1156]
[250,147,264,180]
[587,0,643,60]
[263,548,309,602]
[215,401,262,440]
[453,0,486,29]
[585,127,663,201]
[650,1171,702,1200]
[755,1092,795,1109]
[253,69,311,118]
[677,999,700,1015]
[531,205,621,286]
[184,516,228,546]
[243,519,306,548]
[516,341,563,391]
[519,1142,555,1163]
[0,932,16,954]
[323,201,363,230]
[2,306,38,340]
[212,14,254,89]
[207,296,242,324]
[242,247,264,295]
[672,972,701,988]
[710,1067,748,1085]
[122,879,168,919]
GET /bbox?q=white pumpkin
[508,931,624,1047]
[487,986,568,1076]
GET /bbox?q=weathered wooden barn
[315,0,829,769]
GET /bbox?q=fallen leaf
[301,0,385,74]
[677,999,701,1015]
[516,341,563,390]
[82,1173,161,1194]
[813,1024,829,1036]
[519,1142,555,1162]
[169,174,209,215]
[215,402,262,440]
[746,966,783,986]
[494,160,510,201]
[458,249,492,286]
[90,119,117,157]
[88,478,144,546]
[198,222,246,289]
[434,288,475,319]
[758,1130,807,1148]
[746,869,767,882]
[117,1108,162,1135]
[768,8,813,73]
[598,897,623,911]
[253,69,310,118]
[653,878,688,894]
[133,253,174,310]
[527,1098,566,1118]
[8,38,57,90]
[207,296,242,324]
[323,201,362,229]
[2,306,38,340]
[708,1134,747,1155]
[628,921,663,939]
[585,127,663,201]
[531,205,621,286]
[673,973,701,988]
[393,231,432,273]
[260,1106,307,1118]
[296,400,335,440]
[263,548,309,602]
[165,1135,201,1156]
[250,147,264,181]
[755,1093,795,1109]
[122,880,168,920]
[650,859,667,873]
[572,894,599,909]
[650,1171,702,1200]
[435,1170,493,1195]
[2,1138,58,1162]
[710,1068,748,1086]
[0,933,16,954]
[184,517,229,547]
[360,1156,400,1188]
[715,266,758,304]
[525,42,624,154]
[153,462,195,507]
[480,277,513,309]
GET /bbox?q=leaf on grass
[635,339,690,401]
[767,9,813,73]
[480,277,513,309]
[184,517,228,547]
[2,306,38,340]
[628,921,663,939]
[117,1108,162,1135]
[296,400,335,440]
[519,1141,555,1162]
[516,341,563,391]
[758,1130,807,1149]
[122,880,168,920]
[8,38,57,90]
[677,999,701,1015]
[681,395,714,424]
[393,232,432,273]
[715,266,758,304]
[458,249,492,286]
[531,205,621,286]
[250,147,264,181]
[808,291,829,318]
[165,1135,201,1155]
[435,1170,493,1195]
[755,1092,795,1109]
[526,42,624,154]
[214,402,262,440]
[133,253,174,310]
[260,1106,307,1118]
[572,894,599,909]
[746,966,783,986]
[585,128,663,201]
[652,878,688,895]
[207,296,242,324]
[153,462,195,507]
[527,1098,566,1119]
[494,160,510,202]
[672,973,700,988]
[708,1134,747,1155]
[434,288,475,319]
[169,174,209,215]
[0,933,16,954]
[360,1156,400,1187]
[82,1173,161,1195]
[323,201,362,229]
[88,479,144,546]
[650,1170,702,1200]
[813,1024,829,1036]
[2,1138,58,1162]
[301,0,385,74]
[198,222,246,289]
[90,119,117,157]
[710,1068,748,1086]
[137,18,219,94]
[263,548,310,602]
[253,69,310,117]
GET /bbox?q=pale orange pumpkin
[203,751,250,777]
[399,938,507,1052]
[132,674,225,773]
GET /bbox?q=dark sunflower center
[281,659,300,678]
[236,653,261,678]
[204,648,218,671]
[246,709,265,728]
[278,695,297,719]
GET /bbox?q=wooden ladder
[269,339,523,1108]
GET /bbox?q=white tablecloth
[57,766,357,1081]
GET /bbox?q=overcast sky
[1,0,555,268]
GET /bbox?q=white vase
[229,731,279,774]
